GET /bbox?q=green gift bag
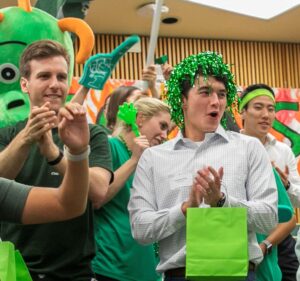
[186,207,248,281]
[0,241,32,281]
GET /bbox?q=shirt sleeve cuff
[167,203,187,232]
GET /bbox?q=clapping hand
[58,103,89,154]
[131,135,150,162]
[272,162,290,189]
[194,166,224,206]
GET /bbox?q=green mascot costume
[0,0,94,128]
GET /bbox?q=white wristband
[63,145,90,162]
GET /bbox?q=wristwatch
[261,240,272,255]
[48,149,64,166]
[216,192,226,207]
[286,181,291,191]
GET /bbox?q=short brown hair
[20,40,70,78]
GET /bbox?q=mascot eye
[0,63,20,84]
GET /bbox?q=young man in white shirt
[240,83,300,281]
[128,52,278,281]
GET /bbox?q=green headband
[166,51,238,129]
[239,89,275,112]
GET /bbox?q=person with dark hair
[161,61,240,132]
[105,85,142,132]
[0,40,113,281]
[239,83,274,127]
[240,83,300,281]
[128,52,277,281]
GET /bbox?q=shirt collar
[172,125,229,150]
[265,133,277,146]
[239,129,276,146]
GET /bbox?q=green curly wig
[166,51,238,129]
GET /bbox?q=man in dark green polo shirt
[0,40,113,281]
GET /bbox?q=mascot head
[0,0,94,127]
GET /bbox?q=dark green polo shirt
[0,120,113,281]
[0,177,31,223]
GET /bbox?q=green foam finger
[79,35,140,90]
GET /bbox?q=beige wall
[74,34,300,88]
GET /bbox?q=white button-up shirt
[128,126,278,272]
[265,133,300,207]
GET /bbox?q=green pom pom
[166,51,238,129]
[117,102,140,137]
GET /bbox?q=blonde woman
[92,97,171,281]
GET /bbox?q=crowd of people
[0,38,300,281]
